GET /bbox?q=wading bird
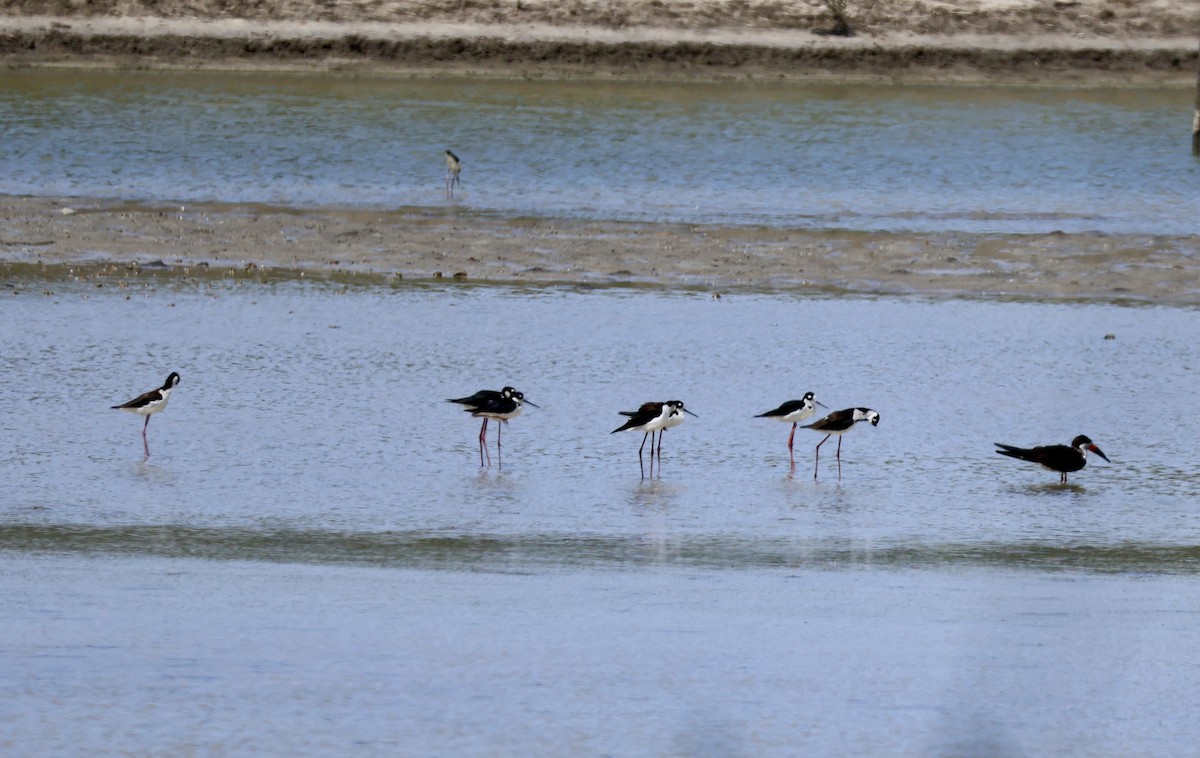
[756,392,827,465]
[612,400,697,478]
[448,386,537,467]
[994,435,1110,484]
[444,150,462,198]
[803,407,880,480]
[112,371,180,459]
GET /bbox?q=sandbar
[3,195,1198,304]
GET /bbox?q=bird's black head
[667,400,698,418]
[163,372,181,389]
[512,389,539,409]
[1072,435,1109,463]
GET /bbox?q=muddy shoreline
[1,0,1196,85]
[2,26,1194,86]
[3,31,1193,85]
[4,195,1198,304]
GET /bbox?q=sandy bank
[3,195,1198,304]
[1,0,1196,84]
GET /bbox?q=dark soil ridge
[0,0,1194,37]
[2,29,1196,81]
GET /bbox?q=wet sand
[3,195,1197,303]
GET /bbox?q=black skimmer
[802,407,880,480]
[112,371,180,459]
[612,400,696,477]
[444,150,462,198]
[447,386,537,467]
[994,435,1110,484]
[757,392,827,465]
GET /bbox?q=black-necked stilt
[612,400,696,477]
[112,371,180,459]
[444,150,462,198]
[447,386,537,467]
[655,399,696,459]
[803,407,880,480]
[995,435,1110,484]
[447,386,511,412]
[756,392,827,465]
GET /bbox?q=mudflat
[4,196,1197,303]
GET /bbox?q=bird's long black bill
[523,400,540,409]
[683,408,699,417]
[1089,445,1110,463]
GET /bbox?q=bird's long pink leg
[814,433,831,480]
[142,416,151,459]
[478,418,490,467]
[657,429,665,459]
[787,423,796,463]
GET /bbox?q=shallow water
[5,556,1199,756]
[2,69,1197,235]
[2,280,1200,753]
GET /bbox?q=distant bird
[757,392,827,465]
[995,435,1110,484]
[447,386,537,467]
[612,400,697,477]
[112,371,180,459]
[803,407,880,480]
[444,150,462,198]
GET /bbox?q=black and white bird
[447,386,512,412]
[447,386,537,467]
[995,435,1110,484]
[803,407,880,480]
[112,371,180,459]
[612,400,697,477]
[656,399,698,458]
[444,150,462,198]
[756,392,827,465]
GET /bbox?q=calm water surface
[2,280,1200,753]
[2,69,1197,235]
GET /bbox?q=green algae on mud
[8,522,1200,574]
[1,258,408,290]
